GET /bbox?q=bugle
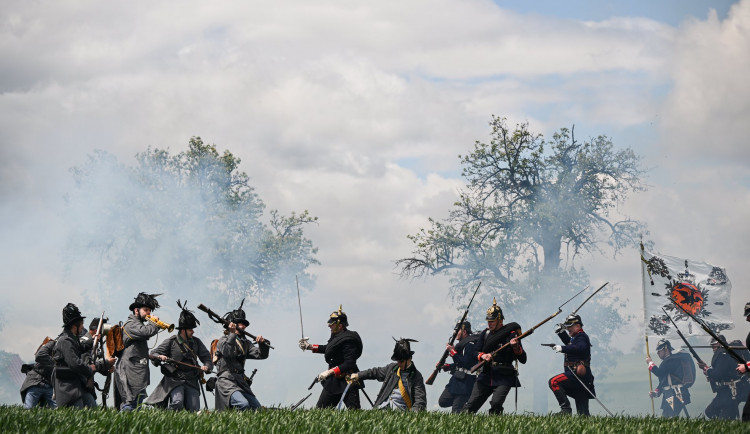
[146,315,174,332]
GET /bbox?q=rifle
[670,298,747,365]
[571,283,608,316]
[148,354,209,371]
[683,345,748,349]
[197,303,274,349]
[425,282,482,385]
[101,373,112,408]
[199,373,209,411]
[469,284,591,374]
[290,393,312,411]
[91,313,105,360]
[662,308,707,369]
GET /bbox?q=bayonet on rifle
[670,298,747,365]
[469,284,593,374]
[661,308,707,368]
[425,282,481,385]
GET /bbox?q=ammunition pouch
[564,361,590,376]
[161,363,178,377]
[54,366,79,381]
[205,377,217,392]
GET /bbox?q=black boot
[574,398,590,416]
[553,389,572,415]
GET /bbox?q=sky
[1,0,749,415]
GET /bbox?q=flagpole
[640,239,655,416]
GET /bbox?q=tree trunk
[542,235,561,273]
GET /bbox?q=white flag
[641,249,733,338]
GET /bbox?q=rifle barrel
[426,281,481,385]
[670,299,747,365]
[197,303,274,349]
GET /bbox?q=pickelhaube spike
[486,297,504,321]
[328,304,349,327]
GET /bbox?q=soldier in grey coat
[214,301,269,410]
[114,292,162,411]
[144,300,213,411]
[20,337,57,408]
[350,338,426,411]
[52,303,106,408]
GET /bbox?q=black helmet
[177,300,200,330]
[710,334,727,346]
[744,301,750,317]
[88,317,109,331]
[563,314,583,328]
[656,339,673,352]
[223,299,249,327]
[62,303,85,327]
[129,292,161,311]
[486,298,503,321]
[454,321,472,334]
[391,337,418,361]
[328,305,349,327]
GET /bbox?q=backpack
[675,351,696,388]
[106,324,126,358]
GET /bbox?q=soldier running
[703,334,742,420]
[20,337,57,408]
[646,339,695,417]
[299,305,363,409]
[548,314,595,416]
[145,300,213,411]
[350,338,426,411]
[214,300,268,410]
[462,298,526,414]
[438,321,479,413]
[734,301,750,422]
[52,303,107,408]
[114,292,163,411]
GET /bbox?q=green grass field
[2,406,749,434]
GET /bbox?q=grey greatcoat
[52,329,96,407]
[358,362,427,411]
[114,314,160,404]
[20,339,56,403]
[214,332,269,410]
[143,334,213,407]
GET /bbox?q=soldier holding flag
[646,339,695,417]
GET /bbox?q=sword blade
[565,367,614,417]
[296,275,305,340]
[336,382,352,410]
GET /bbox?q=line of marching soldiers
[642,302,750,421]
[18,293,750,418]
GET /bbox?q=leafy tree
[398,116,646,294]
[64,137,318,311]
[397,117,647,395]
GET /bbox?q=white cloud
[661,0,750,163]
